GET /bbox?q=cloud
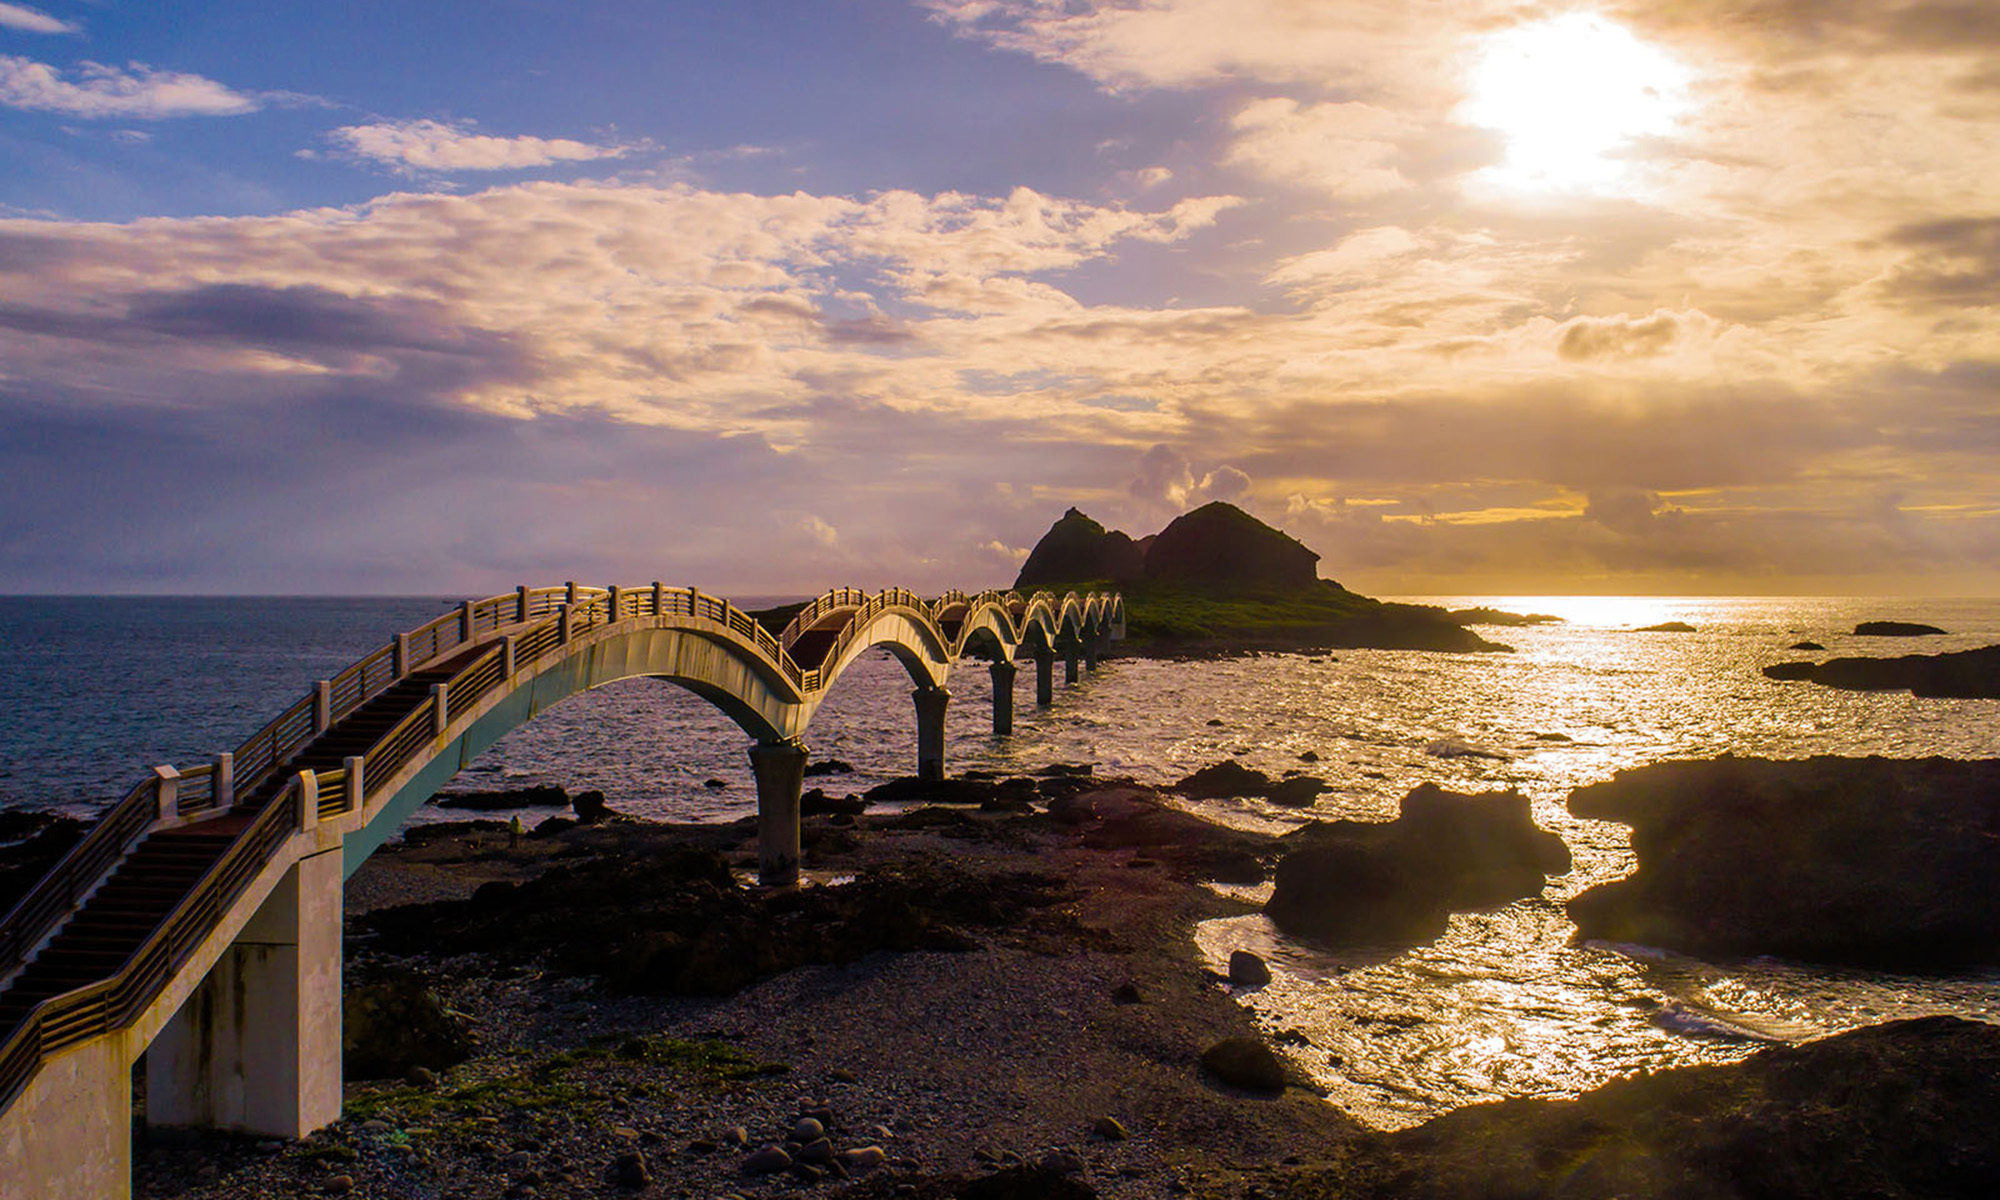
[0,55,260,118]
[1125,445,1253,510]
[1878,216,2000,307]
[325,119,634,173]
[1557,310,1694,361]
[0,3,75,34]
[1198,464,1251,503]
[1225,98,1412,198]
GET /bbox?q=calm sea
[3,593,1998,1126]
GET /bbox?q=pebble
[1112,981,1145,1004]
[742,1144,793,1175]
[611,1150,650,1189]
[1041,1149,1086,1175]
[1093,1116,1130,1141]
[838,1146,888,1172]
[721,1126,750,1146]
[322,1177,354,1195]
[405,1065,438,1087]
[795,1137,836,1165]
[828,1067,859,1083]
[790,1116,825,1142]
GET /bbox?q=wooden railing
[0,779,303,1111]
[0,581,1121,1114]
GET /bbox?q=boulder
[1267,785,1570,946]
[1200,1036,1290,1092]
[342,976,474,1079]
[1761,643,2000,698]
[1855,620,1947,636]
[1173,760,1273,799]
[1567,756,2000,969]
[433,784,567,811]
[572,789,611,823]
[1228,949,1272,986]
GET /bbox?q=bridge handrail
[0,581,1122,1115]
[0,777,303,1111]
[0,776,161,985]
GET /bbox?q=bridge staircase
[0,651,481,1060]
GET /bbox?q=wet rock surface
[1567,756,2000,969]
[1276,1016,2000,1200]
[433,785,569,811]
[1762,642,2000,698]
[1855,619,1948,636]
[342,974,476,1079]
[1266,784,1570,947]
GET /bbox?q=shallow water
[4,593,1998,1126]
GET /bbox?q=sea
[3,593,1997,1129]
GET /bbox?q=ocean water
[3,593,1998,1126]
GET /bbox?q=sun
[1459,11,1692,193]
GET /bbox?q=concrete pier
[749,740,809,886]
[1034,648,1055,707]
[988,661,1016,736]
[913,686,951,781]
[1064,644,1080,685]
[147,850,343,1137]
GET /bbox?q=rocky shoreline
[124,767,2000,1199]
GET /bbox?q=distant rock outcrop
[1142,501,1320,589]
[1567,756,2000,969]
[1014,507,1146,587]
[1761,644,2000,698]
[1855,620,1947,636]
[1266,784,1570,947]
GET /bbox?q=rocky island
[1763,643,2000,699]
[1012,503,1508,654]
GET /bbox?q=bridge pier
[0,1034,127,1200]
[1034,649,1054,707]
[749,740,809,887]
[913,686,950,781]
[1083,632,1100,672]
[147,848,344,1139]
[988,661,1016,736]
[1064,644,1080,685]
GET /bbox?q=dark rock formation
[1014,507,1145,587]
[361,849,1071,996]
[1266,785,1570,946]
[1634,621,1696,633]
[1856,620,1948,636]
[1761,643,2000,698]
[1568,757,2000,969]
[1199,1036,1291,1092]
[572,789,611,823]
[799,788,867,817]
[803,759,855,777]
[433,784,568,811]
[1142,501,1319,589]
[1788,639,1825,651]
[1283,1017,2000,1200]
[342,975,475,1079]
[1053,784,1272,883]
[1446,607,1562,627]
[1170,759,1325,808]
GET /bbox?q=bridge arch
[0,580,1122,1200]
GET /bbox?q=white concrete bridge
[0,582,1123,1199]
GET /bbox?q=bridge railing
[0,777,304,1111]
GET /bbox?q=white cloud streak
[0,55,259,118]
[0,2,75,34]
[327,119,633,172]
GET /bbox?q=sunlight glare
[1460,12,1692,193]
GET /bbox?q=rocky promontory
[1763,643,2000,698]
[1014,503,1508,654]
[1567,756,2000,969]
[1266,784,1570,947]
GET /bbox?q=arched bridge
[0,583,1122,1199]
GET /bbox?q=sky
[1,1,1996,597]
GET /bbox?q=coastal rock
[1446,607,1562,627]
[960,1166,1100,1199]
[1855,620,1947,636]
[742,1144,792,1175]
[362,850,1070,996]
[0,812,85,913]
[1567,756,2000,969]
[433,784,567,811]
[342,975,475,1079]
[1143,501,1319,589]
[1199,1036,1290,1092]
[571,789,610,823]
[1069,785,1272,883]
[1015,507,1147,587]
[1761,643,2000,698]
[1173,760,1272,799]
[1227,949,1272,987]
[1788,640,1825,651]
[1633,621,1696,633]
[1267,785,1570,946]
[861,776,999,807]
[800,788,867,817]
[1304,1016,2000,1200]
[803,759,855,777]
